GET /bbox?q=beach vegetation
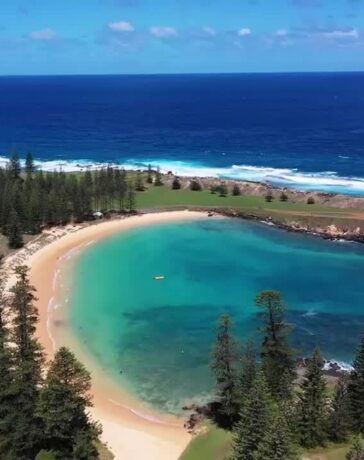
[230,371,273,460]
[237,341,257,410]
[205,289,363,460]
[307,196,315,205]
[9,150,21,180]
[265,189,274,202]
[154,166,163,186]
[328,374,351,443]
[255,290,296,398]
[172,176,181,189]
[280,191,288,201]
[146,164,153,184]
[7,208,24,249]
[135,172,145,191]
[190,179,202,191]
[0,265,105,459]
[211,315,240,428]
[7,265,45,459]
[127,181,136,211]
[347,337,364,434]
[232,184,241,196]
[38,347,100,459]
[296,347,328,448]
[217,184,228,197]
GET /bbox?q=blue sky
[0,0,364,74]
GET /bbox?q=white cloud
[202,27,216,37]
[150,26,178,38]
[29,28,57,41]
[238,27,252,37]
[108,21,135,32]
[320,28,359,39]
[275,29,288,37]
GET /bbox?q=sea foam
[2,154,364,196]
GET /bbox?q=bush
[210,185,218,194]
[307,197,315,205]
[190,180,202,191]
[265,190,274,202]
[218,184,228,197]
[280,191,288,202]
[232,184,241,196]
[172,177,181,190]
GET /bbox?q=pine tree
[280,191,288,202]
[135,172,145,191]
[255,291,295,398]
[296,347,328,448]
[189,179,202,191]
[329,374,351,442]
[9,150,21,180]
[115,168,127,211]
[232,184,241,196]
[7,208,24,248]
[37,347,100,460]
[238,341,257,408]
[346,437,364,460]
[172,176,181,190]
[154,166,163,186]
[211,314,240,428]
[146,164,153,184]
[218,184,228,197]
[265,189,274,202]
[348,337,364,434]
[0,279,14,457]
[127,181,136,211]
[25,152,35,180]
[230,371,272,460]
[8,265,44,459]
[252,412,298,460]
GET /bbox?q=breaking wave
[2,155,364,196]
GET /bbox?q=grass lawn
[135,186,353,216]
[179,424,233,460]
[179,425,352,460]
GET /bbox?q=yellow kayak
[154,276,165,281]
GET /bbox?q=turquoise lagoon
[68,218,364,414]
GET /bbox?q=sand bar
[5,211,213,460]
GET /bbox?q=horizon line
[1,69,364,78]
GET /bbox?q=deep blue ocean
[1,72,364,194]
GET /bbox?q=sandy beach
[4,210,211,460]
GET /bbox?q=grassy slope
[179,426,351,460]
[136,186,346,214]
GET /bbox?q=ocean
[65,219,364,413]
[1,72,364,195]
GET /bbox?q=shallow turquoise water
[69,219,364,413]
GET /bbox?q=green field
[135,186,346,214]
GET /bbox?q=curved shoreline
[21,211,212,460]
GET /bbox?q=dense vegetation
[1,152,137,248]
[210,291,364,460]
[0,266,102,459]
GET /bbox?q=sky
[0,0,364,75]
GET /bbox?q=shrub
[172,177,181,190]
[265,190,274,202]
[307,197,315,205]
[232,184,241,196]
[218,184,228,197]
[190,180,202,191]
[280,191,288,202]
